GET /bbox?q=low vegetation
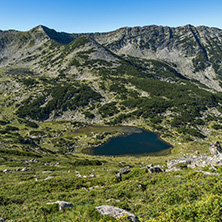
[1,148,222,221]
[2,25,222,221]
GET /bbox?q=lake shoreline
[81,125,173,156]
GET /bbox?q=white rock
[44,176,53,180]
[89,185,100,190]
[3,169,11,173]
[96,205,140,222]
[89,173,95,178]
[47,201,74,211]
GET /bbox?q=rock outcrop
[0,167,33,173]
[209,141,222,156]
[96,205,140,222]
[116,172,122,181]
[47,201,74,211]
[168,141,222,170]
[196,170,219,176]
[118,166,131,174]
[145,164,163,173]
[167,155,217,169]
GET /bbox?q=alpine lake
[80,126,172,156]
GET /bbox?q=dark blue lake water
[84,129,172,156]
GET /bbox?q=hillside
[1,24,222,221]
[1,25,222,142]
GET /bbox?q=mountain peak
[34,25,75,44]
[31,25,47,32]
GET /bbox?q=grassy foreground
[1,119,222,222]
[1,144,222,222]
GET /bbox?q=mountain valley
[1,24,222,221]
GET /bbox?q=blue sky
[1,0,222,33]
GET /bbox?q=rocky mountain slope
[1,24,222,143]
[1,24,222,89]
[93,25,222,90]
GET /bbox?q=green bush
[72,159,102,166]
[16,83,101,120]
[212,124,222,130]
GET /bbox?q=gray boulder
[168,153,222,169]
[116,172,122,181]
[167,155,216,169]
[3,169,11,173]
[146,164,153,169]
[42,171,53,174]
[118,166,131,174]
[89,173,95,178]
[44,176,54,180]
[209,141,222,156]
[47,201,74,211]
[96,205,140,222]
[89,185,100,190]
[148,166,163,173]
[196,170,220,176]
[166,166,181,172]
[21,167,31,172]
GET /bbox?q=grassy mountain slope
[1,25,222,142]
[2,151,222,222]
[2,24,222,221]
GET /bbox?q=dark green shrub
[72,159,102,166]
[212,124,222,130]
[5,125,19,132]
[41,204,59,214]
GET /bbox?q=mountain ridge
[1,24,222,90]
[2,24,222,141]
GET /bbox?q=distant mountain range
[1,24,222,90]
[1,24,222,140]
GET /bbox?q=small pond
[83,128,172,156]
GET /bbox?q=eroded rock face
[96,205,141,222]
[209,141,222,156]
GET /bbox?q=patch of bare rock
[167,141,222,173]
[96,205,141,222]
[46,201,74,211]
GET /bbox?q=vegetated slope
[1,24,222,143]
[2,25,222,222]
[1,148,222,222]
